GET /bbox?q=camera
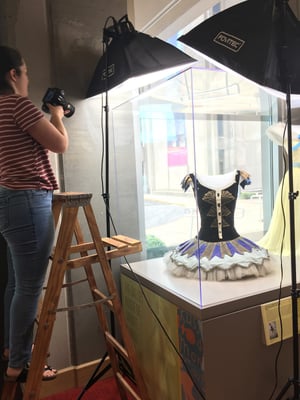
[42,88,75,118]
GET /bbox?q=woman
[0,45,69,382]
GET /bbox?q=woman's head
[0,45,28,96]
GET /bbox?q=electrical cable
[267,121,288,400]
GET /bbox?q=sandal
[4,365,57,382]
[43,364,57,379]
[2,352,57,380]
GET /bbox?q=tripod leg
[76,353,111,400]
[274,377,300,400]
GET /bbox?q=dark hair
[0,45,23,93]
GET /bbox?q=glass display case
[109,60,281,300]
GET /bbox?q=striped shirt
[0,94,59,190]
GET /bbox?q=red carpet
[42,377,122,400]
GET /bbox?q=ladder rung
[56,295,114,313]
[67,237,142,260]
[105,331,129,361]
[44,278,88,291]
[116,372,142,400]
[67,254,99,269]
[68,241,96,253]
[67,245,143,269]
[93,288,114,309]
[68,236,142,254]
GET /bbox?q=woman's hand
[27,104,69,153]
[47,103,65,119]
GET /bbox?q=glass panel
[128,66,273,256]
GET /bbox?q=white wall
[128,0,218,37]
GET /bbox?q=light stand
[79,15,195,398]
[76,24,114,400]
[275,87,300,400]
[275,2,300,397]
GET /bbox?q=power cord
[267,121,288,400]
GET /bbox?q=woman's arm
[27,104,69,153]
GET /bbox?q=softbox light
[178,0,300,96]
[86,15,195,98]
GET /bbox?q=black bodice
[186,172,240,242]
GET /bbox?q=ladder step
[115,372,142,400]
[64,236,142,263]
[92,288,114,309]
[66,245,143,268]
[56,295,115,313]
[103,236,143,258]
[106,243,143,259]
[68,238,130,254]
[67,254,99,269]
[105,331,129,361]
[53,191,92,205]
[112,235,141,246]
[102,237,128,249]
[67,236,142,254]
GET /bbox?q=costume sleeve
[239,169,251,189]
[266,122,287,146]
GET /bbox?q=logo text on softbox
[213,31,245,52]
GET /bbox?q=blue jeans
[0,187,54,369]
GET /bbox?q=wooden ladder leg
[0,382,21,400]
[83,203,150,400]
[22,205,79,400]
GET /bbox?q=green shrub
[239,191,252,199]
[146,235,168,259]
[146,234,166,248]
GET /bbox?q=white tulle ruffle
[164,237,270,281]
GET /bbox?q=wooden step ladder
[1,192,150,400]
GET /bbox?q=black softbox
[86,15,195,98]
[178,0,300,95]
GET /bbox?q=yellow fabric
[259,167,300,256]
[121,275,181,399]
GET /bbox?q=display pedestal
[121,255,296,400]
